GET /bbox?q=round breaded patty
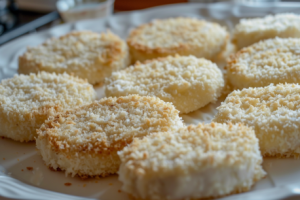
[105,55,224,114]
[127,17,228,63]
[118,123,265,200]
[19,31,130,85]
[0,72,96,142]
[213,84,300,157]
[227,37,300,90]
[36,95,183,177]
[233,13,300,50]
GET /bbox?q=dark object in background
[114,0,188,11]
[0,0,18,35]
[0,0,59,45]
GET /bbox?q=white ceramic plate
[2,2,300,200]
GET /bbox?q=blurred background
[0,0,298,45]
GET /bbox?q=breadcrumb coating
[227,37,300,90]
[105,55,224,114]
[233,13,300,49]
[118,123,265,200]
[213,83,300,157]
[127,17,228,63]
[36,95,183,177]
[0,72,96,142]
[19,31,130,84]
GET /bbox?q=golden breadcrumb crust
[118,123,265,200]
[127,17,228,63]
[227,37,300,90]
[213,83,300,157]
[36,95,183,177]
[0,72,96,142]
[105,55,224,114]
[19,31,130,84]
[232,13,300,49]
